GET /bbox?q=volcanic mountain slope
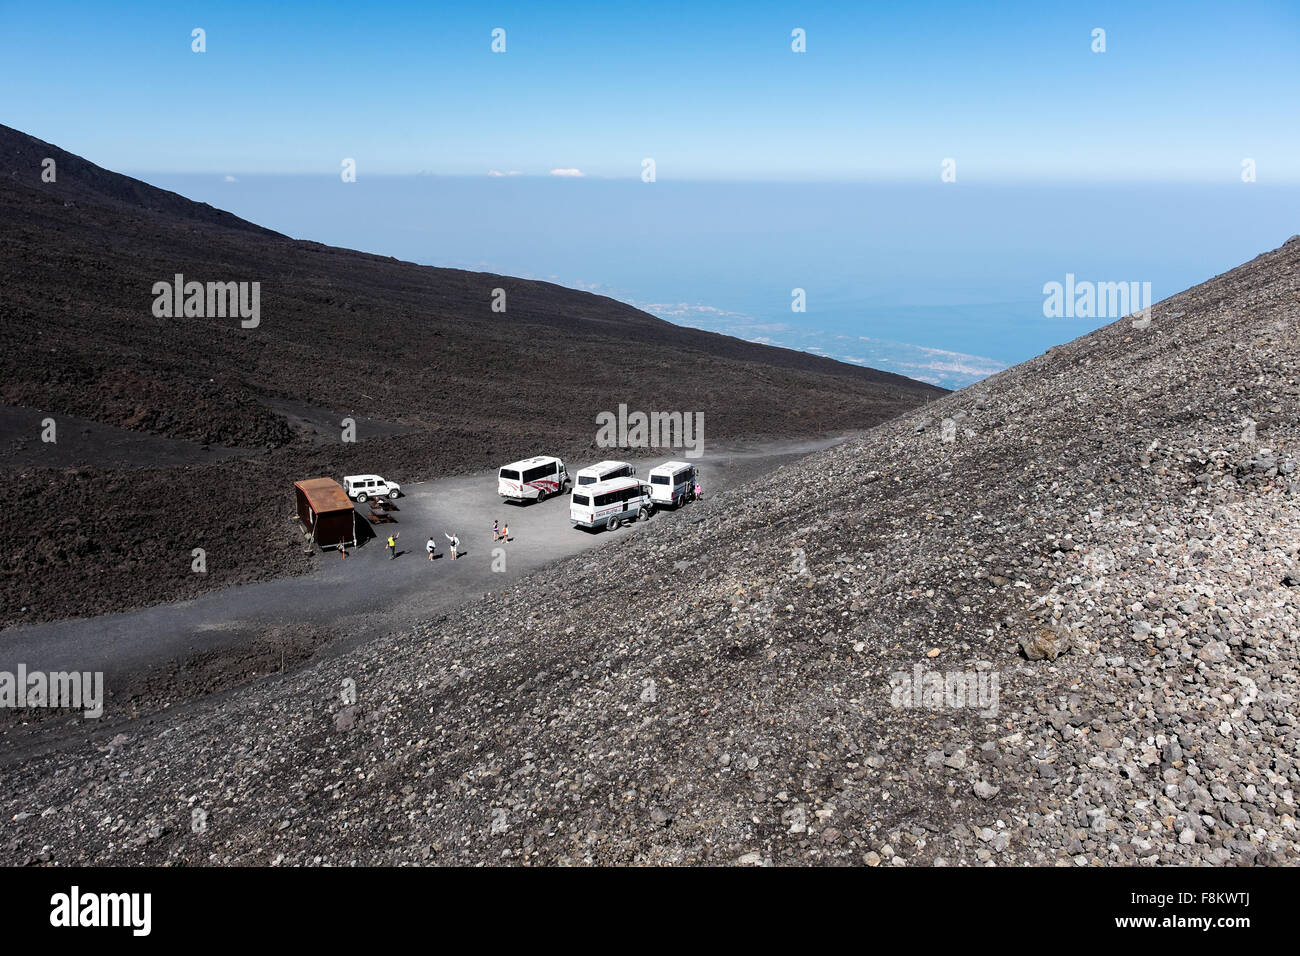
[0,124,942,624]
[3,239,1296,866]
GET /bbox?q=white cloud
[488,169,522,177]
[853,336,1006,387]
[631,300,751,321]
[222,175,238,182]
[549,168,585,177]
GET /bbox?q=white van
[574,460,636,487]
[570,477,653,531]
[498,456,569,502]
[343,474,401,501]
[647,461,697,507]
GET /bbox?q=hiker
[426,536,437,561]
[694,479,702,500]
[444,531,459,559]
[387,532,399,560]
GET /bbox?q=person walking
[500,522,510,542]
[492,519,501,542]
[444,531,459,560]
[426,536,437,561]
[694,479,702,501]
[387,532,399,559]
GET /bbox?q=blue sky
[3,0,1298,181]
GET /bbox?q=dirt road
[0,437,843,735]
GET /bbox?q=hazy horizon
[131,171,1300,387]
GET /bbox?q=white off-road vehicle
[343,474,401,502]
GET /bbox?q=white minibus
[574,460,636,487]
[498,456,569,502]
[646,461,697,508]
[570,477,654,531]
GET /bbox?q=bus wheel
[608,517,621,531]
[638,507,650,522]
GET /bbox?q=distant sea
[142,175,1300,389]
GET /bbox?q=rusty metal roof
[294,478,353,513]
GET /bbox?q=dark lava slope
[2,238,1295,866]
[0,124,942,624]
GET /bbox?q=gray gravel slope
[3,239,1298,865]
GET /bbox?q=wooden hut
[293,478,356,549]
